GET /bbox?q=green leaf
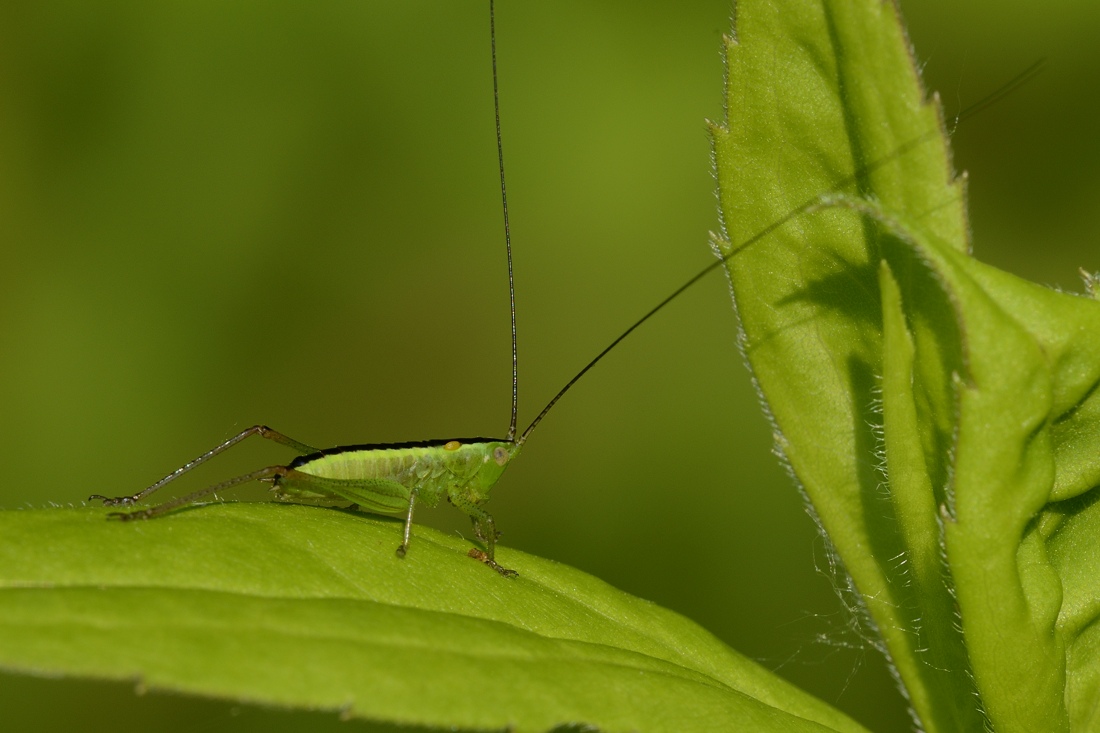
[0,504,869,733]
[713,0,977,728]
[841,196,1100,732]
[713,0,1100,731]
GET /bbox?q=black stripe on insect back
[286,438,510,468]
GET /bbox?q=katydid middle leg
[396,490,418,559]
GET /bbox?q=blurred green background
[0,1,1096,731]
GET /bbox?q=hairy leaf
[713,0,1100,730]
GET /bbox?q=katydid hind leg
[89,425,317,507]
[105,465,291,521]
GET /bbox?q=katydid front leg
[451,493,515,577]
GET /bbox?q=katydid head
[446,439,521,505]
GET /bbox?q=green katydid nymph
[89,2,1043,578]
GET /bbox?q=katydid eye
[493,446,509,465]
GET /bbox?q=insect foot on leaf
[468,548,518,578]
